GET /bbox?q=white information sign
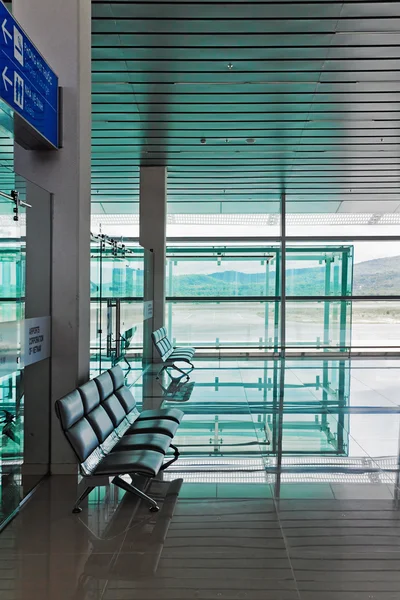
[143,300,153,320]
[24,316,50,366]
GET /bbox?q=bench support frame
[72,445,180,514]
[156,361,194,382]
[113,476,160,512]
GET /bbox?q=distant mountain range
[170,255,400,296]
[353,255,400,295]
[90,254,400,297]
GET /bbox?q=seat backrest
[55,389,102,470]
[55,365,140,474]
[151,327,173,362]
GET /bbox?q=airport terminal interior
[2,0,400,598]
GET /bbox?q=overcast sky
[92,220,400,269]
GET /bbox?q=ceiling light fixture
[227,63,233,70]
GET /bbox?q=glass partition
[0,170,25,527]
[286,246,353,297]
[166,246,280,350]
[166,300,280,350]
[285,300,351,351]
[166,245,355,352]
[90,236,144,376]
[351,300,400,353]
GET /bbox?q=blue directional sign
[0,1,58,148]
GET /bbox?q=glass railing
[165,245,354,351]
[166,300,280,350]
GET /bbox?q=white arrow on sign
[2,66,12,91]
[1,19,12,45]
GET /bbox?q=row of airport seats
[55,365,183,513]
[151,326,195,381]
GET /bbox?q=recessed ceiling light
[227,63,233,70]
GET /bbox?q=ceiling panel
[91,1,400,213]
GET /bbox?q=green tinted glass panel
[166,247,280,298]
[286,300,351,351]
[286,246,353,297]
[90,239,144,376]
[166,300,280,349]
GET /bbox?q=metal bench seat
[170,348,196,360]
[113,433,172,455]
[138,407,183,423]
[55,365,183,514]
[94,449,164,478]
[151,326,196,381]
[126,418,179,438]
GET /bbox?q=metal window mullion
[168,259,173,336]
[264,258,270,349]
[280,192,286,357]
[323,259,332,349]
[340,251,349,351]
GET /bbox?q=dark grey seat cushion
[93,449,164,478]
[79,380,101,413]
[87,405,115,443]
[113,433,172,455]
[57,389,84,430]
[138,408,184,424]
[102,394,128,427]
[67,417,100,464]
[95,371,114,401]
[127,418,179,438]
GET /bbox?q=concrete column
[22,179,51,477]
[13,0,91,473]
[139,167,167,361]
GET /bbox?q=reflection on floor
[3,358,400,599]
[0,369,36,525]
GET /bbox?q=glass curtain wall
[166,193,400,355]
[91,196,400,355]
[0,169,25,526]
[166,246,280,351]
[166,245,354,353]
[287,206,400,354]
[90,234,144,376]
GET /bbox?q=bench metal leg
[175,361,194,375]
[112,475,160,512]
[161,443,180,471]
[167,365,190,381]
[72,485,95,514]
[157,361,194,382]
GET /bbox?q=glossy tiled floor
[3,358,400,599]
